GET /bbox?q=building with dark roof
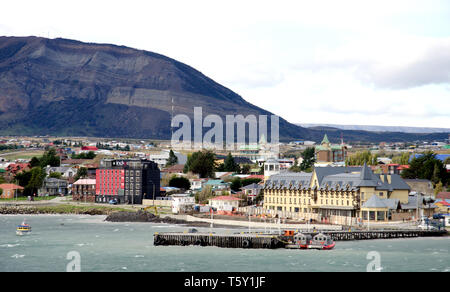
[263,163,411,221]
[96,159,160,204]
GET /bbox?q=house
[189,178,207,191]
[434,199,450,214]
[161,164,185,176]
[208,195,243,211]
[404,179,434,197]
[171,194,195,214]
[214,172,234,179]
[149,150,187,169]
[241,183,263,201]
[5,163,30,175]
[39,178,69,196]
[0,183,24,199]
[45,166,77,179]
[72,178,96,202]
[204,179,231,194]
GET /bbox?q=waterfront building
[39,178,69,196]
[72,178,96,202]
[96,159,160,204]
[208,195,243,211]
[0,183,24,199]
[263,164,412,222]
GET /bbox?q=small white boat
[16,219,32,236]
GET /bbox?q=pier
[153,229,447,249]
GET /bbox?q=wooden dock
[153,229,447,249]
[153,232,285,249]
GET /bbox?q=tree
[39,148,60,168]
[392,152,410,165]
[230,177,242,192]
[184,150,216,178]
[346,150,378,166]
[402,152,448,187]
[240,164,251,174]
[223,153,239,172]
[300,147,316,172]
[74,167,88,181]
[27,167,46,196]
[434,181,443,196]
[49,172,62,179]
[444,157,450,165]
[195,185,213,204]
[289,161,302,172]
[0,188,2,197]
[168,176,191,190]
[30,156,41,168]
[72,151,96,159]
[165,150,178,167]
[241,178,262,187]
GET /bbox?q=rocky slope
[0,36,447,142]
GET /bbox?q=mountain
[0,36,448,143]
[299,123,450,134]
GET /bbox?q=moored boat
[307,233,335,250]
[16,219,31,236]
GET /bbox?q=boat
[307,233,335,250]
[285,232,335,250]
[16,219,32,236]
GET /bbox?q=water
[0,215,449,272]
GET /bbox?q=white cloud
[0,0,449,128]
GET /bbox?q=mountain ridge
[0,36,448,143]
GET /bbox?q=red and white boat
[286,232,335,250]
[307,233,335,250]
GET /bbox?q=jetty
[153,229,447,249]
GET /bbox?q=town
[0,134,449,230]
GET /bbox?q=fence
[237,206,358,226]
[142,199,172,207]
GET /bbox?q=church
[315,134,347,165]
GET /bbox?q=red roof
[81,146,98,151]
[398,165,410,170]
[209,195,242,201]
[6,163,30,173]
[246,175,264,180]
[437,192,450,200]
[0,183,24,190]
[436,200,450,206]
[162,164,185,173]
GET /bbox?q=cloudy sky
[1,0,449,128]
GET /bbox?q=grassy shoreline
[0,204,135,215]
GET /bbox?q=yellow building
[263,163,412,222]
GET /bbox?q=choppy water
[0,215,449,272]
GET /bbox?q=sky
[1,0,449,128]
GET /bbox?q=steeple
[321,134,330,145]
